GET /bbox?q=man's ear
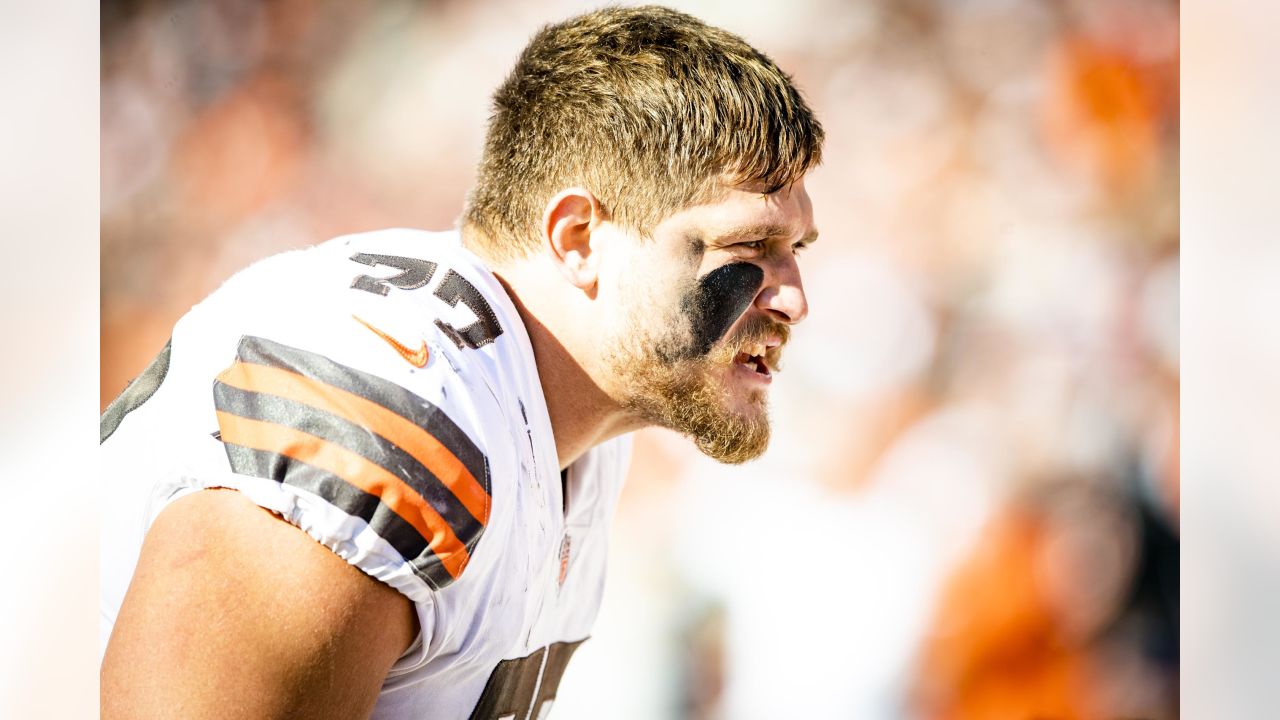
[542,188,605,292]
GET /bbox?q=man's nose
[755,257,808,325]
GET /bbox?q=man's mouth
[732,337,781,378]
[733,350,770,377]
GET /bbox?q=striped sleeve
[212,335,491,591]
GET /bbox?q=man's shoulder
[179,226,526,404]
[208,227,476,304]
[150,227,541,601]
[217,226,517,352]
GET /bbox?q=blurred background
[100,1,1179,718]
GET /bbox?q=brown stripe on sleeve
[216,360,490,526]
[215,411,472,580]
[236,336,489,493]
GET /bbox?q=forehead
[652,178,817,246]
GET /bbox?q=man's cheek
[680,262,764,357]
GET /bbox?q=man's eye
[736,240,767,253]
[792,241,810,255]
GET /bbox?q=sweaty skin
[679,262,765,358]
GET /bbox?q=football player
[100,6,822,718]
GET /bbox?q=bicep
[102,489,418,720]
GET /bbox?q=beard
[606,312,789,464]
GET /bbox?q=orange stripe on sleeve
[215,411,471,579]
[216,361,490,526]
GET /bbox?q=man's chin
[688,384,772,464]
[623,377,772,464]
[692,417,770,464]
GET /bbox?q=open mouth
[733,350,771,378]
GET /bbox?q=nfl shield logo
[557,535,572,587]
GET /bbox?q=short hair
[462,5,824,263]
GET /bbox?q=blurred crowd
[101,1,1179,718]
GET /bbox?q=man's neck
[490,269,642,470]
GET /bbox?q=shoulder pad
[212,334,491,591]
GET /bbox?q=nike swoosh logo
[353,315,429,368]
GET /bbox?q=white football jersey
[100,229,631,719]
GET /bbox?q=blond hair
[462,5,824,262]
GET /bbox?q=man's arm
[101,489,418,720]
